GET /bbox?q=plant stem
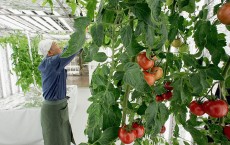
[163,45,171,78]
[219,57,230,100]
[121,85,131,125]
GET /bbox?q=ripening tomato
[160,126,166,134]
[162,91,173,100]
[189,101,205,116]
[137,52,154,70]
[217,3,230,25]
[156,95,164,102]
[223,125,230,140]
[164,82,173,91]
[151,67,163,80]
[171,38,182,48]
[132,123,145,138]
[118,126,136,144]
[143,71,156,86]
[205,100,228,118]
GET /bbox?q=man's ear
[47,50,53,56]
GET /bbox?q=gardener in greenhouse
[38,39,82,145]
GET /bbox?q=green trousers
[41,98,75,145]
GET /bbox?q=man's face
[49,42,62,56]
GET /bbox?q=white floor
[69,87,91,145]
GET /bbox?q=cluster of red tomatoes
[189,99,228,118]
[136,52,163,86]
[118,122,145,144]
[156,82,173,102]
[118,123,167,144]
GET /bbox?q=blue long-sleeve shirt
[38,47,82,101]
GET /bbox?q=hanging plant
[0,32,42,93]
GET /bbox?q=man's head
[38,39,62,57]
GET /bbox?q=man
[38,39,81,145]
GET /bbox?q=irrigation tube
[26,31,42,94]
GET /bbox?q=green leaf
[79,143,88,145]
[132,3,150,23]
[61,17,90,57]
[86,103,102,143]
[226,76,230,88]
[91,23,104,47]
[126,37,145,57]
[173,124,179,137]
[102,106,121,130]
[96,127,119,145]
[182,54,198,68]
[183,141,190,145]
[123,63,151,92]
[178,0,195,13]
[102,9,116,23]
[120,26,133,47]
[83,43,99,62]
[189,73,203,95]
[146,0,161,20]
[86,0,97,20]
[184,125,208,145]
[137,102,147,115]
[93,52,108,62]
[194,20,209,51]
[205,66,224,80]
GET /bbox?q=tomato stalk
[220,57,230,101]
[163,45,171,78]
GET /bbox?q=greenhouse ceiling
[0,0,81,38]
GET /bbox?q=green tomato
[171,38,183,48]
[178,44,189,53]
[166,0,173,6]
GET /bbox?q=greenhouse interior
[0,0,230,145]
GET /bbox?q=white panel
[0,18,23,30]
[22,10,56,31]
[8,9,49,31]
[0,13,31,30]
[0,9,40,31]
[0,45,11,98]
[6,44,20,94]
[53,11,73,31]
[35,11,64,31]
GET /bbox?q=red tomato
[118,126,136,144]
[189,101,205,116]
[143,71,156,86]
[132,123,145,138]
[202,100,211,114]
[162,91,173,100]
[151,67,163,80]
[164,82,173,91]
[156,95,164,102]
[137,52,154,70]
[224,125,230,140]
[205,100,228,118]
[217,3,230,25]
[160,126,166,134]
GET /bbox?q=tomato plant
[38,0,230,144]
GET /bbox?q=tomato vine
[36,0,230,144]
